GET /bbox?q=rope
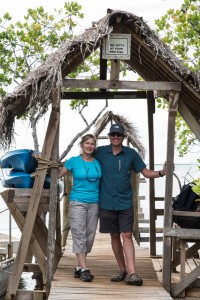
[32,154,60,171]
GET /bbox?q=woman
[58,134,101,282]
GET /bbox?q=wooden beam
[7,110,60,298]
[110,60,120,80]
[12,188,49,198]
[62,174,71,248]
[180,240,186,297]
[23,263,41,273]
[11,189,49,212]
[15,203,49,212]
[1,190,47,278]
[162,91,179,292]
[172,241,200,269]
[147,91,156,256]
[155,208,164,216]
[164,228,200,239]
[100,45,107,92]
[132,173,140,245]
[171,265,200,297]
[15,290,45,300]
[35,214,61,261]
[46,88,61,296]
[173,210,200,217]
[61,91,147,99]
[63,79,181,91]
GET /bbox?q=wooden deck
[152,256,200,299]
[48,230,172,300]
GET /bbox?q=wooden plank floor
[48,229,172,300]
[152,256,200,299]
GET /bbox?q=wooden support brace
[1,190,47,278]
[172,241,200,269]
[6,110,60,298]
[171,264,200,297]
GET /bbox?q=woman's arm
[58,165,68,178]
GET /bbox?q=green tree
[0,2,84,98]
[0,2,106,152]
[155,0,200,157]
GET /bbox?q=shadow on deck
[48,230,172,300]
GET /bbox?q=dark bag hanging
[172,182,200,229]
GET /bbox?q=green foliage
[155,0,200,70]
[0,3,108,118]
[192,177,200,201]
[0,2,84,100]
[175,112,197,157]
[155,0,200,157]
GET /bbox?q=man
[94,123,166,286]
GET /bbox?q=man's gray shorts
[69,201,99,254]
[99,206,133,233]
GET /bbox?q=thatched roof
[94,111,145,159]
[0,8,200,149]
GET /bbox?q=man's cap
[108,123,124,135]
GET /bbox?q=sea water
[0,163,199,298]
[139,163,199,254]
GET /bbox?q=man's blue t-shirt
[64,155,101,203]
[94,145,146,210]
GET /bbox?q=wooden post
[147,91,156,256]
[180,240,186,298]
[132,173,140,245]
[110,60,120,80]
[62,173,72,248]
[56,199,62,252]
[162,91,179,292]
[128,138,140,245]
[6,108,60,298]
[110,23,121,81]
[7,242,13,259]
[100,44,107,92]
[46,87,61,296]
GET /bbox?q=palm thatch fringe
[94,111,145,159]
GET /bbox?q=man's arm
[141,162,166,178]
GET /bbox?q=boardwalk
[48,230,172,300]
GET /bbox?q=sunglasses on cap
[109,132,123,137]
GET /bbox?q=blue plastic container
[1,171,51,189]
[0,149,38,173]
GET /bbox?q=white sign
[102,33,131,60]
